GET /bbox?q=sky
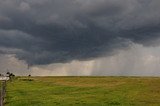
[0,0,160,76]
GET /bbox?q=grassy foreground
[5,77,160,106]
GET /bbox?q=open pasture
[5,77,160,106]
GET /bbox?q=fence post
[0,81,6,106]
[0,81,3,106]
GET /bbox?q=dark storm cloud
[0,0,160,65]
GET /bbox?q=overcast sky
[0,0,160,76]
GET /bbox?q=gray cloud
[0,0,160,65]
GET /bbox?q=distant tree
[0,74,4,76]
[28,74,32,81]
[6,72,10,76]
[6,72,15,81]
[10,73,15,77]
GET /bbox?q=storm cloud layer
[0,0,160,65]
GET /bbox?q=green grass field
[5,77,160,106]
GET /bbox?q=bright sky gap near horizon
[0,0,160,76]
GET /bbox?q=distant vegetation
[5,77,160,106]
[6,72,15,81]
